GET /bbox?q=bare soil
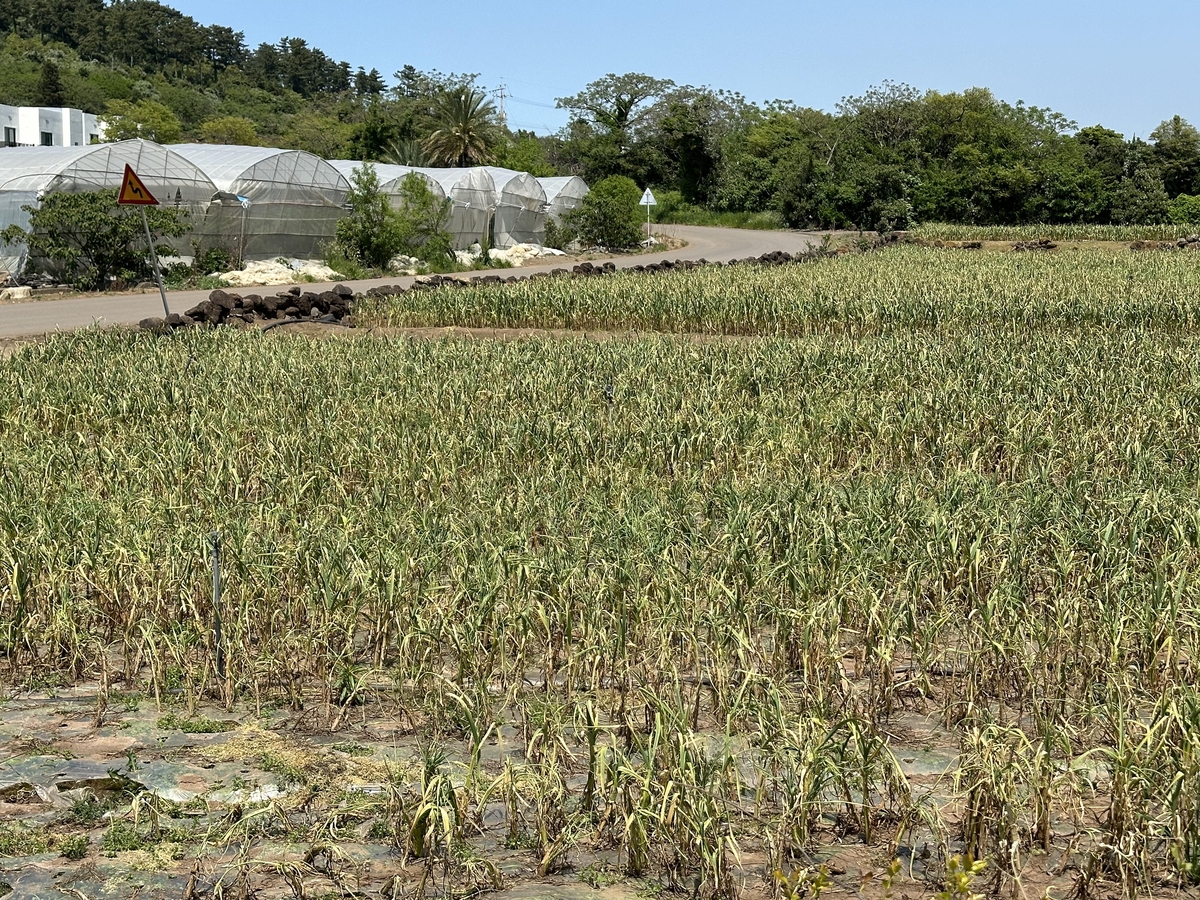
[1,681,1175,900]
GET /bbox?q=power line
[509,94,558,110]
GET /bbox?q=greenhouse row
[0,139,590,275]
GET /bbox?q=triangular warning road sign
[639,187,657,206]
[117,164,159,206]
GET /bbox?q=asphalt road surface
[0,225,824,339]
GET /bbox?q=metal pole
[239,202,248,266]
[211,531,224,680]
[141,206,170,317]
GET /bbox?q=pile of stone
[1130,235,1200,251]
[139,284,355,333]
[929,240,984,250]
[361,250,819,301]
[142,249,831,333]
[1012,238,1058,252]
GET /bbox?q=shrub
[650,188,689,222]
[59,835,89,860]
[100,822,144,855]
[0,189,189,291]
[191,243,240,275]
[651,188,784,230]
[1167,194,1200,226]
[569,175,643,249]
[332,167,455,271]
[543,216,577,251]
[321,241,369,280]
[393,172,454,265]
[333,163,407,270]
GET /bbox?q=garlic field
[2,248,1200,899]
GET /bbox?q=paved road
[0,225,823,338]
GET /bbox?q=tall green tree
[494,131,555,177]
[105,0,205,71]
[381,139,428,166]
[35,60,66,106]
[423,87,500,167]
[392,172,453,264]
[648,89,743,204]
[101,98,182,142]
[200,25,248,77]
[1114,140,1170,224]
[334,163,406,269]
[354,67,385,96]
[555,73,675,183]
[1151,116,1200,198]
[199,115,256,145]
[557,72,675,135]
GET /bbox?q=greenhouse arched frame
[170,144,350,262]
[539,176,589,223]
[482,167,548,248]
[411,167,496,250]
[0,140,217,276]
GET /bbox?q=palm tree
[380,139,428,167]
[423,88,501,167]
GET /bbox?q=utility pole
[495,84,508,127]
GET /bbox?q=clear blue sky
[169,0,1197,139]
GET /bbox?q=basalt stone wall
[139,248,829,333]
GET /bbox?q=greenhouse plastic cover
[0,140,217,275]
[411,167,496,249]
[482,167,547,248]
[328,161,447,206]
[170,144,350,261]
[539,176,589,222]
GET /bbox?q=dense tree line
[0,0,1197,227]
[552,76,1200,228]
[0,0,360,95]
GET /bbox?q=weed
[157,712,235,734]
[0,824,50,857]
[100,822,145,855]
[59,834,89,860]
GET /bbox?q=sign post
[639,187,657,243]
[118,164,169,317]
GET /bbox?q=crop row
[910,223,1199,243]
[356,245,1200,335]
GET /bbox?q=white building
[0,106,103,148]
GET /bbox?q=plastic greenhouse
[0,140,217,276]
[481,167,547,248]
[328,161,448,209]
[411,167,496,250]
[539,176,589,223]
[170,144,350,261]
